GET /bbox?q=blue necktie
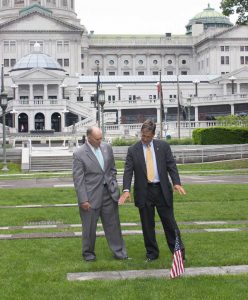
[95,148,104,170]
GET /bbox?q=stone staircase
[30,155,73,171]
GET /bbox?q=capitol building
[0,0,248,138]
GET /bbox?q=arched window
[14,0,24,7]
[35,113,45,130]
[18,113,29,133]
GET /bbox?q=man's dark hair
[141,119,156,134]
[86,127,93,137]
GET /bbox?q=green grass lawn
[1,184,248,299]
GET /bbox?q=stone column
[237,83,241,94]
[194,106,199,122]
[29,84,33,101]
[223,84,227,95]
[231,104,235,115]
[44,84,48,100]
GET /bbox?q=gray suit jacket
[73,142,119,209]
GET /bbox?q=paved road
[0,174,248,189]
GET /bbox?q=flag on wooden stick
[170,232,185,279]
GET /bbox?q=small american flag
[170,233,185,279]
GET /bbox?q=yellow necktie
[146,144,155,182]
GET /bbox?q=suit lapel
[136,141,147,175]
[85,143,103,171]
[100,144,108,171]
[153,139,162,175]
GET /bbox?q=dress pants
[79,185,127,260]
[138,183,184,259]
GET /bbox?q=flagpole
[159,70,163,139]
[96,62,100,128]
[177,74,181,139]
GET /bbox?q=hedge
[192,127,248,145]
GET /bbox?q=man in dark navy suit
[119,119,186,261]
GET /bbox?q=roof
[78,75,218,84]
[11,43,64,72]
[187,4,232,26]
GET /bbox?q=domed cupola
[186,4,233,35]
[10,42,65,72]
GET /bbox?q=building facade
[0,1,248,137]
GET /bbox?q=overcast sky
[74,0,236,35]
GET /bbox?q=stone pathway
[1,227,248,240]
[67,265,248,281]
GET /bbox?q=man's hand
[173,185,186,195]
[80,201,91,211]
[118,191,131,205]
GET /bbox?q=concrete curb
[67,265,248,281]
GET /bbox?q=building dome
[186,4,233,35]
[11,43,64,71]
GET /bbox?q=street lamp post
[0,64,9,171]
[76,85,83,101]
[116,84,123,100]
[229,76,236,94]
[187,97,191,138]
[98,89,105,140]
[11,83,18,100]
[60,83,67,99]
[193,79,200,97]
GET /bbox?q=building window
[168,59,172,64]
[109,71,115,75]
[2,0,10,7]
[57,41,69,53]
[4,59,9,67]
[240,46,248,51]
[46,0,56,7]
[64,41,69,52]
[123,71,130,75]
[62,0,68,6]
[71,0,74,9]
[240,56,248,64]
[14,0,24,6]
[95,60,100,65]
[109,60,114,65]
[181,71,187,75]
[81,54,84,59]
[221,56,229,65]
[57,59,63,66]
[138,60,144,65]
[167,71,173,75]
[221,46,229,51]
[81,62,84,69]
[152,71,159,75]
[10,59,16,67]
[4,41,16,53]
[182,59,186,64]
[64,59,69,67]
[138,71,144,75]
[30,0,41,4]
[124,60,129,65]
[153,59,158,65]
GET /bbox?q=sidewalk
[67,265,248,281]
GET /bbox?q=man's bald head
[87,126,102,148]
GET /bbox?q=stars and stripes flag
[170,233,185,279]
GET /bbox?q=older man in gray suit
[73,126,128,261]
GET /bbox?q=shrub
[192,127,248,144]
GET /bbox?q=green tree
[220,0,248,24]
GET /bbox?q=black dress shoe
[145,257,158,262]
[84,257,96,262]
